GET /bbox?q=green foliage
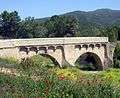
[45,15,79,37]
[114,59,120,68]
[20,58,34,69]
[0,11,21,38]
[114,44,120,68]
[17,17,48,38]
[0,55,120,98]
[1,68,120,97]
[31,55,56,68]
[0,57,19,68]
[73,75,120,98]
[114,44,120,59]
[20,55,56,70]
[19,55,57,79]
[99,26,118,42]
[54,67,79,81]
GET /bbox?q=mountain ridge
[37,9,120,26]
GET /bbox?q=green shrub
[0,72,74,98]
[20,55,57,70]
[19,55,57,79]
[114,59,120,68]
[114,43,120,68]
[73,74,120,98]
[20,58,34,70]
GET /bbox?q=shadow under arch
[40,53,60,67]
[75,52,103,71]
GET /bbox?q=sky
[0,0,120,19]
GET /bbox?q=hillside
[38,9,120,26]
[35,9,120,37]
[65,9,120,26]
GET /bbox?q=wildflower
[59,75,65,80]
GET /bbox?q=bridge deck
[0,37,108,48]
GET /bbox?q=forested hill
[37,9,120,26]
[65,9,120,26]
[35,9,120,40]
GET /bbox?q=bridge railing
[0,37,108,48]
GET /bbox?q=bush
[19,55,58,79]
[20,55,56,70]
[20,58,34,70]
[1,68,120,98]
[114,43,120,68]
[1,68,120,97]
[73,74,120,98]
[0,72,74,98]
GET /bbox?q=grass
[0,57,19,68]
[0,55,120,97]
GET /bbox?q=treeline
[0,10,120,42]
[0,11,79,39]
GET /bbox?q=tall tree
[0,11,21,38]
[99,26,118,42]
[114,44,120,68]
[117,27,120,41]
[17,17,35,38]
[17,17,47,38]
[45,15,79,37]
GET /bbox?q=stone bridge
[0,37,115,70]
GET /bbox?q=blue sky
[0,0,119,19]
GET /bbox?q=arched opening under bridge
[40,54,60,67]
[75,52,103,71]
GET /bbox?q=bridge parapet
[0,37,108,49]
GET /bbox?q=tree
[99,26,118,42]
[117,27,120,41]
[17,17,34,38]
[34,26,48,38]
[0,11,21,38]
[45,15,79,37]
[114,44,120,68]
[0,19,3,38]
[17,17,48,38]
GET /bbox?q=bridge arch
[39,54,60,67]
[75,52,103,71]
[38,46,64,67]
